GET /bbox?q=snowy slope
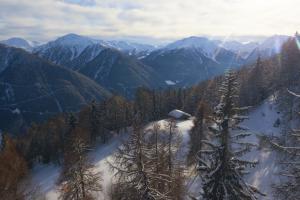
[187,95,284,199]
[29,133,128,200]
[242,95,284,199]
[29,119,193,200]
[29,97,282,199]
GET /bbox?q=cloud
[0,0,299,43]
[62,0,96,6]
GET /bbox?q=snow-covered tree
[59,137,102,200]
[164,119,185,200]
[198,70,262,200]
[109,115,164,200]
[110,116,185,200]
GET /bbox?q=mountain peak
[164,36,218,56]
[55,33,96,46]
[0,37,33,51]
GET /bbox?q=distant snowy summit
[165,36,218,56]
[1,33,291,61]
[162,35,291,61]
[0,37,40,51]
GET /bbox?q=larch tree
[188,101,210,165]
[109,114,157,200]
[198,70,262,200]
[0,134,28,200]
[164,119,185,200]
[246,57,267,105]
[109,115,185,200]
[59,135,102,200]
[87,100,106,143]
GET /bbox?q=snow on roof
[168,109,191,119]
[165,80,176,85]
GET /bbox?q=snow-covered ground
[242,96,284,199]
[29,120,193,200]
[186,96,284,199]
[29,97,283,199]
[30,132,128,200]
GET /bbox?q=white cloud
[0,0,299,43]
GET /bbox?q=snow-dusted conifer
[198,70,261,200]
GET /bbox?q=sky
[0,0,299,44]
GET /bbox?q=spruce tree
[198,70,261,200]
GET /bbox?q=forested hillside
[1,34,300,199]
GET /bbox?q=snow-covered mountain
[218,40,259,58]
[103,40,156,56]
[34,33,156,61]
[34,33,99,63]
[34,34,163,97]
[0,37,39,51]
[141,36,245,86]
[164,35,291,63]
[141,47,244,87]
[165,36,219,56]
[246,35,291,63]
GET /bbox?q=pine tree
[198,70,261,200]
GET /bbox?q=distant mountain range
[1,33,291,90]
[217,40,259,58]
[33,34,163,97]
[245,35,290,63]
[0,33,292,132]
[1,33,291,92]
